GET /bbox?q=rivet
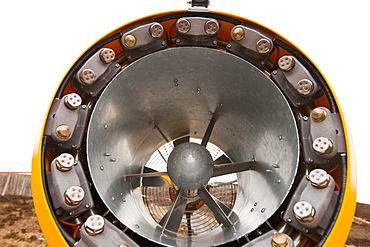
[232,27,245,41]
[124,34,137,48]
[56,124,71,139]
[311,108,327,122]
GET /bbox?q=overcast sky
[1,0,368,203]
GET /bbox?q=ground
[0,195,368,246]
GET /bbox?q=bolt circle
[204,19,219,35]
[55,153,75,171]
[99,48,115,64]
[79,69,96,85]
[150,23,164,38]
[309,168,330,188]
[312,137,333,155]
[84,215,105,236]
[256,38,272,54]
[64,185,85,205]
[293,201,315,222]
[278,55,295,71]
[64,93,82,110]
[176,18,191,34]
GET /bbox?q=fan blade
[159,189,187,232]
[213,154,231,165]
[198,187,232,227]
[212,161,255,177]
[173,136,190,147]
[201,113,218,147]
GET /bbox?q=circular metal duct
[31,7,356,247]
[87,47,299,246]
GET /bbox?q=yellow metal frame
[32,10,356,247]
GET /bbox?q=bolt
[311,108,327,122]
[278,55,295,71]
[309,169,330,188]
[84,215,105,236]
[204,19,219,35]
[56,124,71,139]
[312,137,334,155]
[232,27,245,41]
[99,48,115,63]
[118,244,131,247]
[124,34,137,48]
[150,23,164,38]
[296,79,314,96]
[256,38,272,54]
[79,69,96,85]
[55,153,75,172]
[293,201,316,223]
[64,93,82,110]
[176,18,191,34]
[271,232,289,247]
[64,186,85,206]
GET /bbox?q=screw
[256,38,272,54]
[64,93,82,110]
[204,19,219,35]
[100,166,104,171]
[79,69,96,85]
[124,34,137,48]
[232,27,245,41]
[64,186,85,205]
[271,232,289,247]
[99,48,115,64]
[85,215,105,236]
[176,18,191,34]
[293,201,316,223]
[296,79,314,96]
[309,169,330,188]
[56,124,71,139]
[278,55,295,71]
[55,153,74,172]
[150,23,164,38]
[312,137,333,155]
[311,108,327,122]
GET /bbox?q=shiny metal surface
[87,47,299,246]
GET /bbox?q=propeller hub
[167,142,213,190]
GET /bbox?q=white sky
[1,0,368,203]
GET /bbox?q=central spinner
[167,142,213,190]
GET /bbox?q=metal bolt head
[64,93,82,110]
[55,153,74,172]
[312,137,334,155]
[204,19,219,35]
[176,18,191,34]
[124,34,137,48]
[271,232,289,247]
[64,186,85,205]
[293,201,316,222]
[232,27,245,41]
[150,23,164,38]
[309,169,330,188]
[256,38,272,54]
[278,55,295,71]
[311,108,327,122]
[56,124,71,139]
[79,69,96,85]
[84,215,105,236]
[99,48,115,64]
[296,79,314,96]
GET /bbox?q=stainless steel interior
[87,47,299,246]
